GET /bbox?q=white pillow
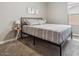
[38,19,47,24]
[25,19,39,25]
[23,18,47,25]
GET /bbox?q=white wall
[47,2,68,24]
[0,2,47,41]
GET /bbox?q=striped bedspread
[22,24,71,44]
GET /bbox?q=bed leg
[60,45,62,56]
[71,32,73,39]
[20,32,23,39]
[21,33,22,38]
[33,37,35,46]
[71,28,73,40]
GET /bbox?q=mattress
[22,24,71,44]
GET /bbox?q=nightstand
[14,26,21,39]
[14,20,21,39]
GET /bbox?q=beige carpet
[0,36,79,56]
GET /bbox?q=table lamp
[15,20,21,28]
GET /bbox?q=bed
[20,17,72,56]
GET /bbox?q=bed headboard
[21,17,43,25]
[21,17,42,19]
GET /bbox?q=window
[67,2,79,26]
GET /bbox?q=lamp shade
[15,20,20,25]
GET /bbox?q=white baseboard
[0,38,17,45]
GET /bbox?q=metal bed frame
[20,17,72,56]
